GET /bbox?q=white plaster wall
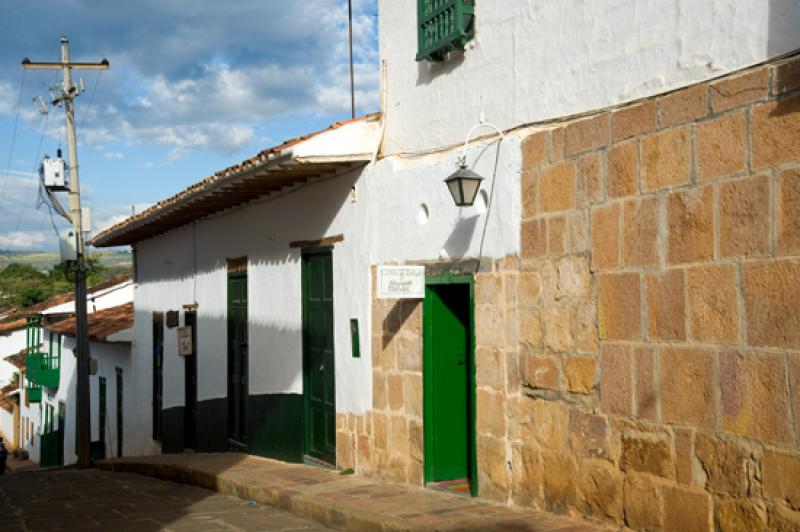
[379,0,800,153]
[43,282,133,316]
[0,407,12,448]
[0,330,26,384]
[19,373,40,463]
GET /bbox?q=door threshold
[426,478,472,497]
[303,455,335,469]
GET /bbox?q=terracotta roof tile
[47,302,133,341]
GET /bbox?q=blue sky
[0,0,379,250]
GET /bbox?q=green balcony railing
[416,0,475,62]
[26,383,42,403]
[25,317,60,389]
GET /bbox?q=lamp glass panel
[460,178,482,206]
[447,178,463,205]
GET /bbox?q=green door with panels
[424,279,475,490]
[228,269,249,446]
[302,249,336,464]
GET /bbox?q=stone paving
[0,468,333,531]
[97,453,604,531]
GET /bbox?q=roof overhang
[91,114,381,247]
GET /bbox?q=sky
[0,0,380,251]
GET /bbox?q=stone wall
[337,53,800,531]
[504,52,800,530]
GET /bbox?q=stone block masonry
[510,52,800,531]
[335,52,800,532]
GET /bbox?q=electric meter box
[43,157,68,189]
[59,228,78,262]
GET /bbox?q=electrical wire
[0,70,27,213]
[13,111,50,234]
[78,71,102,133]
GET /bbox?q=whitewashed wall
[379,0,800,153]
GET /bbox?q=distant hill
[0,250,132,275]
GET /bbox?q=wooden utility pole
[22,37,109,468]
[348,0,356,119]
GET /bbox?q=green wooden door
[302,250,335,464]
[184,311,198,450]
[228,270,248,445]
[99,378,106,447]
[424,282,473,484]
[152,313,163,441]
[116,368,123,458]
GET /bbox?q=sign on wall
[177,326,193,356]
[377,265,425,299]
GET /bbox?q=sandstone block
[521,219,546,259]
[642,127,692,191]
[372,412,387,450]
[547,216,567,255]
[522,131,548,168]
[336,431,355,470]
[520,309,543,349]
[687,263,740,344]
[578,459,623,521]
[658,84,708,127]
[774,56,800,95]
[719,174,770,258]
[763,449,800,510]
[613,100,657,140]
[522,168,537,220]
[694,432,751,497]
[646,269,686,341]
[476,348,505,393]
[660,347,716,428]
[720,350,791,443]
[519,271,543,303]
[564,356,596,395]
[607,140,638,198]
[635,347,658,420]
[624,472,664,531]
[569,208,591,253]
[752,93,800,170]
[579,152,603,205]
[768,503,800,532]
[576,302,599,353]
[477,389,506,438]
[710,67,769,113]
[591,203,621,271]
[507,395,535,442]
[716,499,766,532]
[549,126,565,162]
[697,111,746,180]
[568,409,609,459]
[743,259,800,348]
[396,336,421,372]
[599,272,641,341]
[600,344,633,416]
[523,353,560,390]
[620,434,674,479]
[477,434,510,502]
[389,415,408,458]
[673,427,694,485]
[404,373,423,419]
[372,369,387,410]
[511,442,542,507]
[791,354,800,444]
[541,451,577,512]
[556,255,590,300]
[623,196,660,267]
[779,168,800,255]
[540,161,577,213]
[565,112,610,156]
[662,484,713,532]
[475,303,504,349]
[476,273,502,306]
[387,373,404,411]
[533,400,568,450]
[667,185,714,264]
[543,306,574,353]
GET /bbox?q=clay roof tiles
[47,302,133,341]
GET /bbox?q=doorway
[184,311,198,450]
[423,275,476,496]
[302,249,336,464]
[152,313,163,442]
[227,262,248,447]
[116,368,123,458]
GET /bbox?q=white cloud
[103,151,123,160]
[0,231,47,250]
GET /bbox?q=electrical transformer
[42,154,68,190]
[59,228,78,262]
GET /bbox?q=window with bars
[416,0,475,62]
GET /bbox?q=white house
[91,1,800,530]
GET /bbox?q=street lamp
[444,164,484,207]
[445,120,505,207]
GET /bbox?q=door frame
[184,310,198,450]
[423,272,478,497]
[301,246,336,463]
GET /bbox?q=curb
[95,460,414,532]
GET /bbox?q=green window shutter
[416,0,475,62]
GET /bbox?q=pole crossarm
[21,59,110,70]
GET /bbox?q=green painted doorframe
[423,272,478,498]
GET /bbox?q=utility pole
[22,37,109,469]
[348,0,355,119]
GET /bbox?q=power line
[0,70,27,211]
[13,111,50,234]
[78,71,102,133]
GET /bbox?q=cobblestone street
[0,469,333,531]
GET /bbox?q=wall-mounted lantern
[444,164,484,207]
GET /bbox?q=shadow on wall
[768,0,800,57]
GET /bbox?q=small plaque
[177,326,193,356]
[377,265,425,299]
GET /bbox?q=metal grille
[416,0,475,62]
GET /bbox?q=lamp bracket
[458,120,506,167]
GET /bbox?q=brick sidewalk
[97,453,604,531]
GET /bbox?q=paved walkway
[97,454,603,532]
[0,468,333,531]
